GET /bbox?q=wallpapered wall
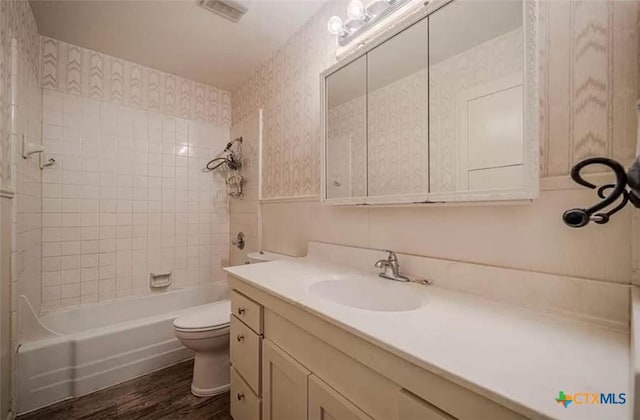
[40,37,232,129]
[539,1,638,176]
[0,0,40,191]
[233,0,640,198]
[232,1,343,198]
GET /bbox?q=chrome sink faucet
[375,250,410,282]
[375,250,431,285]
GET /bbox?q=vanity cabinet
[229,278,526,420]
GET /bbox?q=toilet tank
[246,251,293,264]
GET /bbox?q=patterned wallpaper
[0,0,40,190]
[232,0,640,198]
[233,1,344,198]
[40,37,232,128]
[538,0,639,176]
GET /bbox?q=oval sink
[309,277,422,312]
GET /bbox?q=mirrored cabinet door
[367,18,428,198]
[428,1,525,195]
[321,0,537,205]
[325,56,367,199]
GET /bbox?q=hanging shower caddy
[202,136,245,199]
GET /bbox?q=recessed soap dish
[149,272,172,289]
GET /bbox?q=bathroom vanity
[224,242,630,420]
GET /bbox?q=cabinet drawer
[232,290,263,334]
[231,315,262,395]
[231,367,261,420]
[398,389,456,420]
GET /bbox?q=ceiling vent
[198,0,248,23]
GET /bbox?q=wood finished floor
[17,360,231,420]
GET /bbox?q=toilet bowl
[173,300,231,397]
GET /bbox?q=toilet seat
[174,300,231,333]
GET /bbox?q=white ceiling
[29,0,326,91]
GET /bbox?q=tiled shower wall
[40,38,232,312]
[40,91,230,311]
[12,40,43,327]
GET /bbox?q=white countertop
[225,258,630,420]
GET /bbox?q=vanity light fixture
[327,16,349,36]
[327,0,412,46]
[347,0,369,21]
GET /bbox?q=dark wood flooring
[17,360,231,420]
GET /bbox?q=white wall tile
[41,91,230,310]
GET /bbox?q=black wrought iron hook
[562,157,628,228]
[591,184,630,224]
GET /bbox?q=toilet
[173,300,231,397]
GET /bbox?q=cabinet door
[309,375,372,420]
[262,339,310,420]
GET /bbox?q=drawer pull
[236,334,245,342]
[237,392,245,401]
[237,307,246,315]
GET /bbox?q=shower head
[224,137,243,152]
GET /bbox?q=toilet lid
[173,300,230,331]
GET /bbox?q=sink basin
[308,277,422,312]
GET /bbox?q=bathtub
[17,284,229,414]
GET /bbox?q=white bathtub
[17,284,229,414]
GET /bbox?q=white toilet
[173,300,231,397]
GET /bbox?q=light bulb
[347,0,367,21]
[327,16,345,35]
